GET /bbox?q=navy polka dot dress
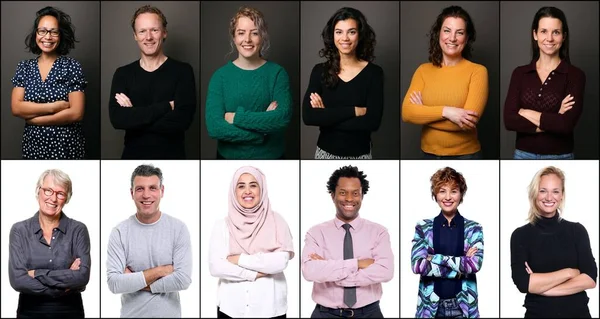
[11,55,87,159]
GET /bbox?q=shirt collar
[435,211,463,227]
[524,59,570,74]
[30,211,68,234]
[334,215,364,231]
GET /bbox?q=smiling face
[235,173,261,209]
[36,15,60,55]
[536,173,563,217]
[234,16,262,60]
[131,175,163,220]
[37,175,67,217]
[533,17,564,58]
[133,12,167,57]
[333,18,359,57]
[332,177,362,222]
[439,16,467,61]
[435,183,461,215]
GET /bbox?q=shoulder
[161,213,188,230]
[210,62,234,79]
[365,62,384,77]
[511,63,533,76]
[559,218,587,232]
[463,217,482,229]
[306,219,334,236]
[65,215,89,233]
[112,215,135,232]
[10,217,32,235]
[361,217,389,234]
[510,223,532,240]
[271,211,290,227]
[311,62,325,74]
[115,60,140,75]
[16,58,37,69]
[263,61,290,78]
[58,55,82,67]
[566,63,585,81]
[166,57,193,71]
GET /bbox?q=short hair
[36,169,73,203]
[228,6,270,58]
[327,165,370,195]
[320,7,376,88]
[130,164,163,188]
[131,5,168,31]
[427,5,476,67]
[25,6,78,55]
[430,167,467,203]
[530,7,570,63]
[527,166,565,224]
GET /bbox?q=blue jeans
[435,298,464,318]
[423,151,482,160]
[513,149,574,160]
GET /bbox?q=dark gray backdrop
[300,1,400,159]
[200,1,300,159]
[100,1,200,159]
[500,1,599,159]
[400,1,500,159]
[1,1,101,159]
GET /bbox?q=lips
[45,202,57,208]
[542,201,555,207]
[442,201,454,207]
[242,196,254,202]
[141,201,154,206]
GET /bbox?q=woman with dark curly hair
[402,6,488,159]
[10,6,87,159]
[302,7,384,159]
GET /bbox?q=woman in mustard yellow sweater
[402,6,488,159]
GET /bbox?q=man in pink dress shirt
[302,165,394,318]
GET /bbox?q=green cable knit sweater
[205,61,292,159]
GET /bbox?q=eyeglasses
[36,28,60,37]
[40,187,67,200]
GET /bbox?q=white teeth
[141,201,152,205]
[46,203,57,208]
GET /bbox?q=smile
[141,201,154,205]
[242,196,254,202]
[542,201,555,207]
[442,201,454,207]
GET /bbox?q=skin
[235,173,261,209]
[535,174,563,217]
[130,175,164,224]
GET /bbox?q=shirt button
[52,237,55,239]
[49,247,51,250]
[548,77,551,80]
[540,88,543,91]
[49,259,52,262]
[538,94,542,97]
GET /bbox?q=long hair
[25,6,78,55]
[530,6,570,63]
[228,6,270,58]
[427,6,476,67]
[527,166,565,224]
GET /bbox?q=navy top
[433,211,464,299]
[11,55,87,159]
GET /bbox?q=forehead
[336,177,361,189]
[442,16,466,29]
[42,175,66,191]
[537,17,562,29]
[237,173,258,184]
[133,175,160,186]
[236,16,257,29]
[540,173,562,186]
[135,12,162,28]
[334,18,358,30]
[38,15,59,27]
[437,182,459,190]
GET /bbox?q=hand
[161,264,174,277]
[115,93,133,107]
[224,112,235,124]
[141,286,151,291]
[525,261,533,275]
[559,94,574,114]
[358,258,375,269]
[256,272,268,279]
[227,254,240,265]
[266,101,278,111]
[466,247,478,257]
[354,107,367,117]
[169,101,175,110]
[124,266,133,274]
[426,255,433,261]
[70,258,81,270]
[53,100,70,112]
[310,93,325,108]
[309,253,324,261]
[568,268,581,279]
[409,91,423,105]
[28,270,35,278]
[442,106,479,130]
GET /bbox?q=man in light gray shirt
[106,164,192,317]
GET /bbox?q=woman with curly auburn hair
[402,6,489,159]
[302,7,384,159]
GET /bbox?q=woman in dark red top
[503,7,585,159]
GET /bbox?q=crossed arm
[11,87,85,126]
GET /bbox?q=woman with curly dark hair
[402,5,488,159]
[302,7,384,159]
[10,6,87,159]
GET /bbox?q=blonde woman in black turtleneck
[510,166,597,318]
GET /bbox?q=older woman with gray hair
[8,169,90,317]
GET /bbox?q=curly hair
[228,6,270,58]
[25,6,78,55]
[327,165,370,195]
[319,7,376,88]
[430,167,467,203]
[530,7,570,63]
[427,5,476,67]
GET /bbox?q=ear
[532,29,537,41]
[130,188,134,199]
[160,185,165,198]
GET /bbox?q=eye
[252,31,259,36]
[443,29,450,33]
[350,30,357,35]
[457,31,464,36]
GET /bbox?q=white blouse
[208,218,291,318]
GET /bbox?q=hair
[327,165,370,195]
[25,6,77,55]
[228,6,270,58]
[131,5,168,31]
[319,7,376,88]
[130,164,163,188]
[530,7,570,63]
[430,167,467,203]
[527,166,565,224]
[427,5,476,67]
[36,169,73,203]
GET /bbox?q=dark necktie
[342,223,357,308]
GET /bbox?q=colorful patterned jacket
[411,215,484,318]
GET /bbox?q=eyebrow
[339,188,361,192]
[237,181,259,185]
[443,26,465,31]
[236,28,258,31]
[335,27,358,31]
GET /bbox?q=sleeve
[208,220,258,282]
[147,63,197,134]
[66,58,87,93]
[574,223,598,283]
[232,67,293,134]
[150,223,193,293]
[8,224,65,298]
[334,227,394,287]
[301,227,358,283]
[503,67,538,133]
[106,227,148,294]
[510,227,530,293]
[330,65,384,131]
[429,223,484,274]
[538,69,586,134]
[302,64,357,127]
[238,251,291,274]
[204,70,265,144]
[410,221,460,279]
[108,67,172,130]
[402,65,446,125]
[11,61,26,88]
[33,223,91,289]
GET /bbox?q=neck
[234,55,265,70]
[336,212,358,223]
[39,52,58,63]
[39,212,60,230]
[536,54,561,70]
[442,54,463,67]
[339,53,360,67]
[139,53,167,71]
[136,210,161,224]
[442,210,457,222]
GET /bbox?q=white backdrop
[99,160,200,318]
[300,160,400,318]
[200,160,300,318]
[400,160,500,318]
[499,160,599,318]
[1,160,100,318]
